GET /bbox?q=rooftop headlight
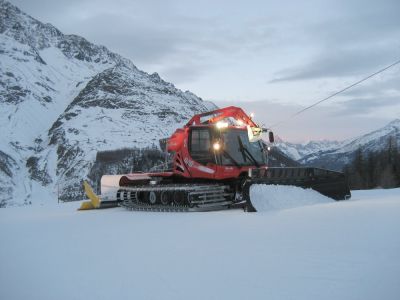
[216,121,229,129]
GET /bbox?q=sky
[11,0,400,142]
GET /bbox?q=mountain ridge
[277,118,400,171]
[0,0,214,206]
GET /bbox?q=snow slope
[1,187,399,300]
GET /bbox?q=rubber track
[117,183,234,212]
[119,201,234,212]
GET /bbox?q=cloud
[269,0,400,83]
[75,13,188,64]
[159,63,208,85]
[308,2,400,46]
[339,73,400,97]
[270,46,400,82]
[332,96,400,116]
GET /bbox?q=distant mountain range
[276,119,400,171]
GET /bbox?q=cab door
[187,127,216,178]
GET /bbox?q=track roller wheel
[173,191,186,206]
[160,191,172,206]
[145,191,158,205]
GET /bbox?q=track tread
[117,183,235,212]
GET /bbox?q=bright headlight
[216,121,228,129]
[213,142,221,151]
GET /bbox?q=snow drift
[250,184,333,212]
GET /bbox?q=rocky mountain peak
[0,0,130,67]
[0,0,218,206]
[386,118,400,129]
[1,0,62,49]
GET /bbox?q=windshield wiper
[222,149,240,167]
[237,136,260,168]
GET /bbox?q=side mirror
[269,131,275,143]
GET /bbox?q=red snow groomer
[80,106,351,212]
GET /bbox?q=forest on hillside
[343,136,400,189]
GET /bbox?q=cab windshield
[220,129,265,166]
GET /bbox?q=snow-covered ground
[1,186,400,300]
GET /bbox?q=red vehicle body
[80,106,350,212]
[120,106,268,185]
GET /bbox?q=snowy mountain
[0,0,215,206]
[277,119,400,171]
[275,139,343,161]
[46,64,215,200]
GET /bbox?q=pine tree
[366,153,377,188]
[351,147,366,189]
[380,165,397,188]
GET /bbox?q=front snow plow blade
[78,181,101,210]
[245,167,351,212]
[78,180,120,210]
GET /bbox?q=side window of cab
[189,128,213,165]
